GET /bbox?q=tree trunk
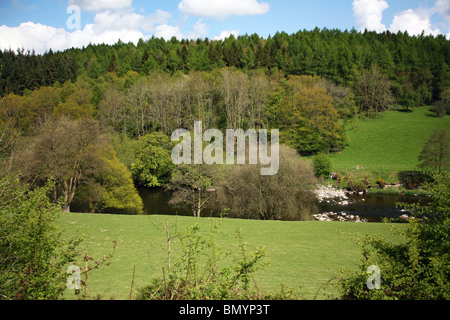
[62,205,70,213]
[197,189,201,218]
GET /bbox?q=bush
[376,178,386,189]
[217,145,318,221]
[337,173,450,300]
[312,153,333,178]
[340,170,374,192]
[431,89,450,118]
[0,177,81,300]
[131,132,175,188]
[136,222,295,300]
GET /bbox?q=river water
[318,193,431,222]
[138,188,432,222]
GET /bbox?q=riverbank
[366,186,432,197]
[314,184,432,223]
[318,178,432,197]
[136,185,431,223]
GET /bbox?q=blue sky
[0,0,449,54]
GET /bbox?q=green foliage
[131,132,175,188]
[136,222,294,300]
[19,117,104,212]
[432,89,450,117]
[267,77,345,155]
[94,145,144,214]
[339,169,374,192]
[0,96,19,158]
[2,29,448,108]
[337,173,450,300]
[418,129,450,174]
[109,133,140,169]
[313,153,333,178]
[0,177,81,300]
[168,164,214,218]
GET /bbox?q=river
[138,188,432,222]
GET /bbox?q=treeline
[0,66,344,215]
[1,69,350,154]
[1,28,449,105]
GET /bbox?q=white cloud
[67,0,133,12]
[212,30,239,41]
[390,9,441,36]
[71,24,145,47]
[188,19,208,40]
[151,10,173,26]
[92,11,145,33]
[0,8,174,54]
[92,9,170,33]
[0,21,148,54]
[178,0,269,19]
[433,0,450,21]
[0,22,70,53]
[154,24,183,41]
[353,0,448,38]
[432,0,450,39]
[353,0,389,33]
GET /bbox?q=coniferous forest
[1,29,449,101]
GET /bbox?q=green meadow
[59,213,405,300]
[330,107,450,175]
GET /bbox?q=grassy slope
[59,213,405,300]
[330,107,450,174]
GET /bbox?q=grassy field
[58,213,406,300]
[330,107,450,175]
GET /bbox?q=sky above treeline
[0,0,449,54]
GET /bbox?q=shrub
[432,89,450,118]
[216,145,318,221]
[312,153,333,178]
[136,222,295,300]
[131,132,175,188]
[337,173,450,300]
[340,170,374,192]
[418,129,450,174]
[0,177,81,300]
[376,178,386,189]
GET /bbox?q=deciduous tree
[131,132,174,188]
[217,145,317,221]
[355,66,394,118]
[21,118,104,212]
[418,129,450,174]
[168,164,214,218]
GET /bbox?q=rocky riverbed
[314,185,368,222]
[313,211,368,222]
[314,184,351,204]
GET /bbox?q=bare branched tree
[356,65,394,118]
[20,117,105,212]
[217,145,318,221]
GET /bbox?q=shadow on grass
[396,108,414,113]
